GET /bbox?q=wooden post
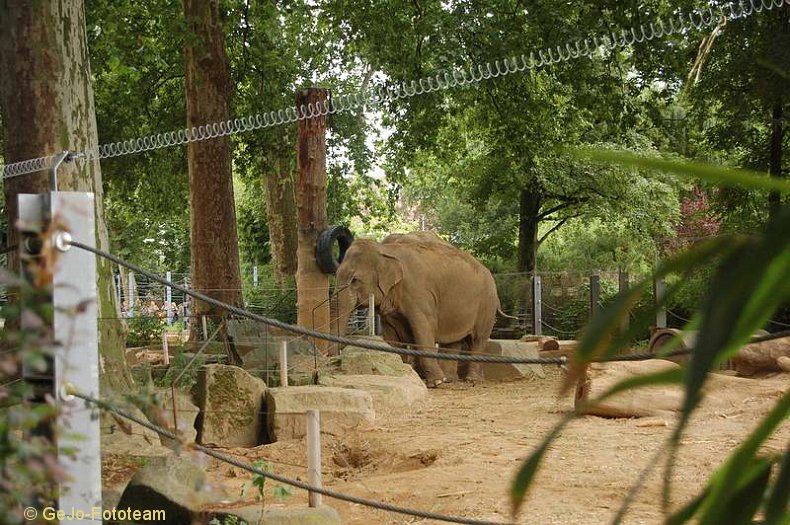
[295,88,330,355]
[202,315,208,340]
[162,329,170,365]
[368,293,376,337]
[306,409,322,507]
[280,340,289,387]
[590,274,601,317]
[253,265,258,287]
[128,271,136,311]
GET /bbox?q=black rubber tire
[315,225,354,274]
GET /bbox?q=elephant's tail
[497,308,519,320]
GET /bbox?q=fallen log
[732,336,790,377]
[575,360,786,418]
[520,335,560,351]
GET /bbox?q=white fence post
[306,410,322,507]
[280,340,289,387]
[202,315,208,340]
[128,271,135,311]
[19,191,102,522]
[253,265,258,287]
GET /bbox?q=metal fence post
[18,192,102,521]
[280,340,289,387]
[590,274,601,317]
[368,293,376,337]
[655,276,667,329]
[165,270,172,325]
[128,271,135,311]
[253,265,258,288]
[619,271,630,333]
[532,275,542,336]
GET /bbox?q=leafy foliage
[510,152,790,524]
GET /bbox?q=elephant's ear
[376,250,404,297]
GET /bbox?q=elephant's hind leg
[463,336,487,383]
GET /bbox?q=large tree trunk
[517,188,541,273]
[295,88,330,354]
[0,0,131,394]
[265,155,298,286]
[768,99,784,218]
[184,0,243,338]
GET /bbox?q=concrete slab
[320,372,427,414]
[266,386,375,441]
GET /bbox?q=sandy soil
[104,368,788,525]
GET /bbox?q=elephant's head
[336,239,403,313]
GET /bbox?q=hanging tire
[316,225,354,274]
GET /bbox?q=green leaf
[695,391,790,524]
[571,149,790,193]
[763,447,790,525]
[512,368,683,516]
[680,206,790,427]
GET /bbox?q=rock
[266,386,375,441]
[732,336,790,376]
[103,486,124,510]
[320,372,427,414]
[100,409,173,457]
[778,356,790,372]
[194,365,267,447]
[481,340,546,380]
[341,337,414,377]
[152,388,200,447]
[211,505,342,525]
[116,455,217,525]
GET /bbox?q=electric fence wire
[1,0,785,178]
[69,390,512,525]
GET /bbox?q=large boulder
[210,505,342,525]
[194,364,267,447]
[266,386,375,441]
[116,455,217,525]
[320,372,428,414]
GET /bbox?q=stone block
[194,364,267,447]
[321,372,427,414]
[266,386,374,441]
[481,340,546,380]
[212,505,342,525]
[341,337,414,377]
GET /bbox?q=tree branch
[538,217,571,246]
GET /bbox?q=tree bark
[768,100,784,218]
[0,0,131,394]
[184,0,243,338]
[265,155,298,286]
[517,188,541,273]
[295,88,330,354]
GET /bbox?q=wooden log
[520,335,559,351]
[575,360,787,418]
[732,336,790,376]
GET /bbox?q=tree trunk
[768,100,784,218]
[184,0,243,339]
[295,88,330,354]
[517,188,541,273]
[265,155,298,286]
[0,0,131,394]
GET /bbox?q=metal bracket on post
[49,151,71,192]
[18,191,102,522]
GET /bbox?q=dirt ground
[104,368,788,525]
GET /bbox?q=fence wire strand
[1,0,784,179]
[71,390,512,525]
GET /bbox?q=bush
[126,310,164,347]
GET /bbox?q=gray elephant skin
[336,231,501,387]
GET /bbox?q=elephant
[336,231,501,387]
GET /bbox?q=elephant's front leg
[409,316,446,388]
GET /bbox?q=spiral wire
[2,0,785,179]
